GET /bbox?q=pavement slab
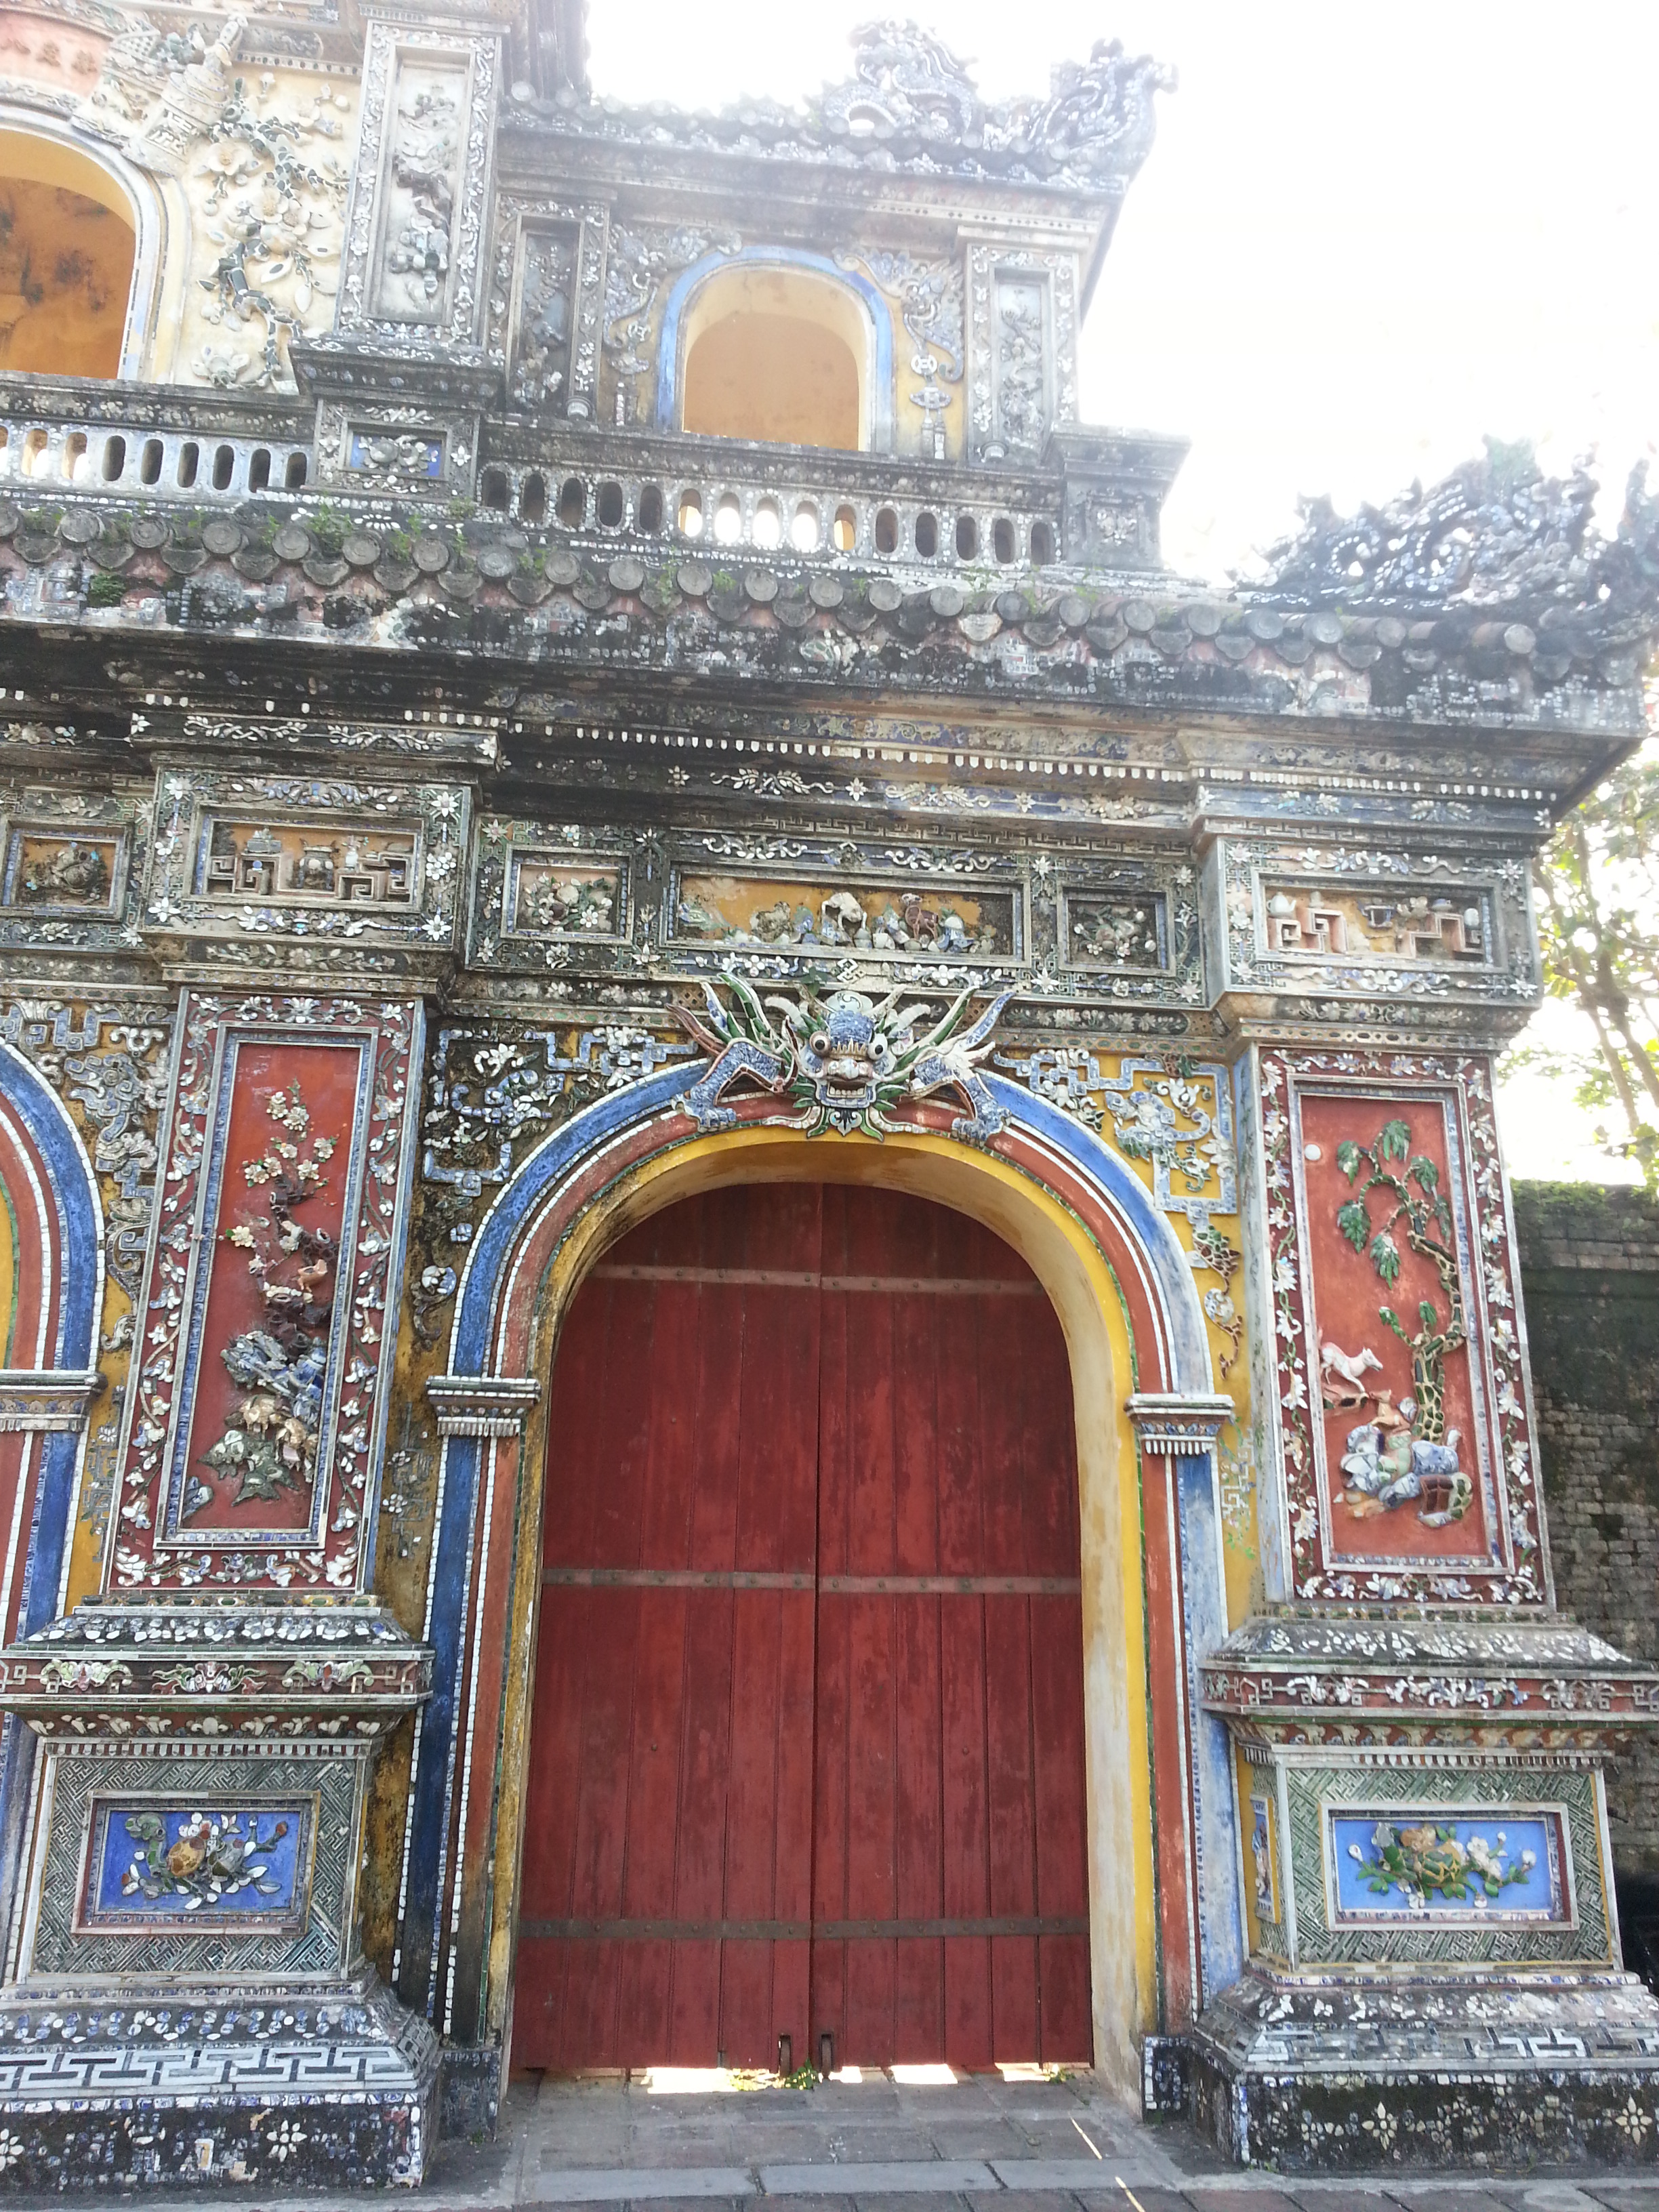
[758,2162,1000,2195]
[523,2167,757,2202]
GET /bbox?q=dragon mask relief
[680,974,1010,1143]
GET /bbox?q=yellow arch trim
[0,127,136,227]
[485,1124,1158,2093]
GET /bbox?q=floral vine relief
[188,1084,339,1519]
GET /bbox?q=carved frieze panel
[198,816,420,910]
[967,246,1080,464]
[502,850,628,944]
[663,834,1026,985]
[672,863,1021,966]
[108,993,422,1595]
[1262,880,1489,965]
[144,773,467,959]
[489,199,608,422]
[340,22,497,348]
[462,817,1207,1006]
[1216,840,1534,1010]
[1046,852,1202,1004]
[1059,886,1166,972]
[466,819,636,972]
[0,785,145,951]
[1257,1049,1544,1606]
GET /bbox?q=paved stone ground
[411,2071,1659,2211]
[31,2072,1659,2209]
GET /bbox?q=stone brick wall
[1515,1181,1659,1954]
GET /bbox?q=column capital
[1125,1391,1234,1458]
[0,1370,104,1432]
[426,1374,541,1437]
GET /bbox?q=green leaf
[1418,1298,1440,1330]
[1380,1305,1406,1340]
[1409,1155,1439,1194]
[1336,1200,1370,1250]
[1370,1230,1401,1284]
[1378,1118,1412,1163]
[1334,1139,1363,1182]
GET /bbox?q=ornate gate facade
[0,3,1650,2193]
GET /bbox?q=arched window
[0,130,136,381]
[680,262,869,452]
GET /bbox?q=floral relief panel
[1328,1807,1570,1928]
[162,1039,366,1547]
[1260,1050,1542,1604]
[110,995,422,1594]
[78,1795,316,1936]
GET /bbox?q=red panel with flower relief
[1258,1050,1546,1606]
[108,994,422,1595]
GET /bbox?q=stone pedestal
[1187,1607,1659,2170]
[1183,1967,1659,2171]
[0,1598,434,2190]
[0,1967,436,2190]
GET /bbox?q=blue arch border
[0,1040,102,1948]
[655,247,895,447]
[0,1039,100,1633]
[403,1066,1242,2024]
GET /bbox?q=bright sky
[587,2,1659,1183]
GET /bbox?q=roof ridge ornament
[817,20,984,149]
[514,21,1174,196]
[1244,438,1659,650]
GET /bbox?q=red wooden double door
[514,1183,1092,2073]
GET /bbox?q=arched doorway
[513,1180,1092,2072]
[401,1080,1241,2099]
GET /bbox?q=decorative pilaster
[1126,1391,1246,2018]
[0,991,438,2188]
[1184,1032,1659,2168]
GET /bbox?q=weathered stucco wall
[1515,1181,1659,1942]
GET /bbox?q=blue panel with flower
[78,1797,315,1935]
[1329,1808,1569,1924]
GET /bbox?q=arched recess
[0,1041,103,1953]
[0,115,167,382]
[392,1066,1245,2095]
[659,249,894,451]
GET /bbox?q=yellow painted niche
[0,130,135,380]
[484,1124,1159,2097]
[682,261,867,452]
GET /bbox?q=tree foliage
[1516,720,1659,1189]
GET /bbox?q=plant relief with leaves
[1322,1118,1473,1525]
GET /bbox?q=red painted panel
[1299,1088,1492,1567]
[517,1181,1090,2074]
[177,1039,361,1538]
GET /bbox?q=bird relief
[186,1082,338,1523]
[1322,1116,1473,1528]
